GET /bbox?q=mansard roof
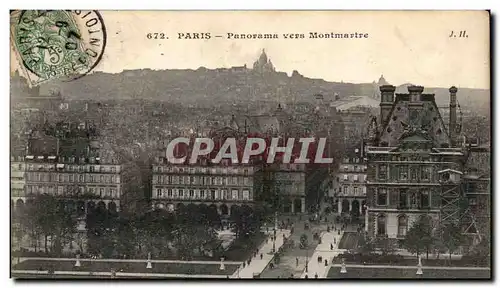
[378,90,450,147]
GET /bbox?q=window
[189,190,194,198]
[244,177,249,185]
[157,189,162,198]
[178,189,184,198]
[420,190,430,208]
[409,191,418,208]
[399,189,408,208]
[353,175,359,182]
[377,188,387,206]
[469,197,477,205]
[69,174,73,182]
[378,164,387,180]
[58,174,63,182]
[411,167,418,181]
[232,177,237,185]
[232,189,238,200]
[343,174,348,181]
[421,166,431,181]
[200,190,205,199]
[90,175,95,182]
[99,188,104,197]
[179,176,184,184]
[353,187,358,195]
[390,166,398,180]
[377,214,386,236]
[111,176,115,183]
[110,188,116,198]
[211,189,216,199]
[79,175,84,182]
[399,165,408,180]
[100,175,104,182]
[90,166,95,172]
[410,110,419,124]
[441,172,450,182]
[398,215,408,237]
[167,189,173,198]
[243,190,249,200]
[111,167,116,173]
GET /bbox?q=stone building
[151,161,256,217]
[364,85,475,243]
[332,144,367,219]
[11,128,122,252]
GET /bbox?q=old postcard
[10,10,491,279]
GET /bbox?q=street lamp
[305,247,309,273]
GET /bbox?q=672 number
[147,33,167,39]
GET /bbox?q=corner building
[364,85,480,244]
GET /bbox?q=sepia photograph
[9,9,491,280]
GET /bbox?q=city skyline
[10,11,490,89]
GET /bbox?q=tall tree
[403,216,429,258]
[23,194,77,255]
[442,222,465,263]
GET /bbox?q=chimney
[408,85,424,102]
[449,86,458,147]
[379,85,396,125]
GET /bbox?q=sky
[11,10,490,89]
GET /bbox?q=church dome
[259,49,268,64]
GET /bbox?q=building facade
[256,163,306,214]
[151,161,256,216]
[333,145,367,218]
[11,132,122,252]
[364,85,471,242]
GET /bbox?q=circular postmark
[12,10,106,84]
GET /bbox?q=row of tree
[357,215,490,263]
[13,193,267,260]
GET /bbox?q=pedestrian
[330,243,333,250]
[260,253,263,260]
[314,273,318,278]
[296,257,299,267]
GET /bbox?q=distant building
[252,49,275,73]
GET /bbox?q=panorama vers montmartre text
[146,32,369,40]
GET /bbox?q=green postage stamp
[10,10,107,86]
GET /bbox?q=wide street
[259,213,352,278]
